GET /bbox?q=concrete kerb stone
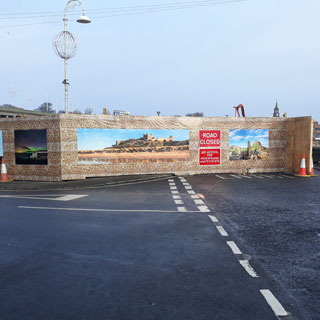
[0,174,175,192]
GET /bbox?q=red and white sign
[199,148,221,166]
[199,130,221,147]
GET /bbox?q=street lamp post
[53,0,91,113]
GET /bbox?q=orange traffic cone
[0,158,9,182]
[295,154,311,177]
[309,158,318,177]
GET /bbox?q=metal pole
[63,13,69,113]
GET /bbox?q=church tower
[273,102,280,117]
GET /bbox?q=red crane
[233,104,246,117]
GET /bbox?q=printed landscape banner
[229,129,270,161]
[0,130,3,158]
[77,128,190,164]
[14,129,48,165]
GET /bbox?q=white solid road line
[216,226,228,236]
[239,260,259,278]
[260,290,288,317]
[18,206,202,213]
[208,215,219,223]
[0,194,88,201]
[227,241,242,255]
[230,175,242,179]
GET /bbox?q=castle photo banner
[229,129,270,161]
[77,128,190,164]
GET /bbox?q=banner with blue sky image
[77,128,190,164]
[229,129,270,160]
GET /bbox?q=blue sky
[229,129,269,148]
[0,0,320,121]
[0,131,3,156]
[77,128,189,150]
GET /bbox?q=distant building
[0,106,48,118]
[273,102,280,117]
[113,110,130,116]
[314,121,320,147]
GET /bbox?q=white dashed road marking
[191,195,200,199]
[240,175,253,179]
[177,207,187,212]
[170,186,177,190]
[216,226,228,236]
[194,199,205,205]
[227,241,242,255]
[172,195,181,199]
[261,175,274,179]
[171,190,179,194]
[281,175,295,179]
[239,260,259,278]
[198,205,210,213]
[260,290,288,317]
[230,175,242,179]
[187,190,196,195]
[174,200,184,205]
[215,175,227,179]
[251,175,264,179]
[208,215,219,223]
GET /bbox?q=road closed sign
[199,130,221,147]
[199,148,221,166]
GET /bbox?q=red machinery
[233,104,246,117]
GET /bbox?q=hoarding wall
[60,115,289,181]
[0,114,313,181]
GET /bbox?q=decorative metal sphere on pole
[52,0,91,113]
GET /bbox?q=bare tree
[85,107,94,115]
[35,102,56,113]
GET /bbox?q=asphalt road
[0,175,311,320]
[187,173,320,320]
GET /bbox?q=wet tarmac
[187,173,320,320]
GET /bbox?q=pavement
[0,174,174,191]
[0,174,309,320]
